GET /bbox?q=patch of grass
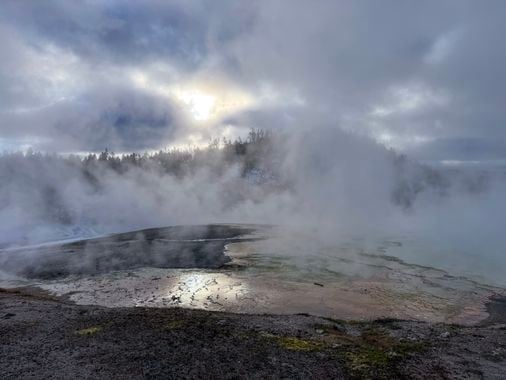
[75,325,103,336]
[340,327,427,379]
[258,323,427,378]
[276,336,324,351]
[259,332,324,352]
[307,324,427,379]
[345,346,391,376]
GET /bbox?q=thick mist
[2,127,396,245]
[1,126,505,287]
[1,0,505,289]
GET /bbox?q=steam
[0,126,505,285]
[0,129,502,234]
[1,128,387,241]
[1,1,506,292]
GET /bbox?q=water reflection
[25,235,506,325]
[164,272,249,311]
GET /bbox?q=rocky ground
[1,287,505,379]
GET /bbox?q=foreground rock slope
[1,288,504,379]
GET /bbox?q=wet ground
[0,224,505,325]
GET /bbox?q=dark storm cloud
[0,0,505,160]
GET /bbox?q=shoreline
[1,224,504,327]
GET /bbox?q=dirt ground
[1,287,505,379]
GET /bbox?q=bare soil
[1,287,504,379]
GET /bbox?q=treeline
[0,129,278,226]
[2,129,276,179]
[0,127,492,217]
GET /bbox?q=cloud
[0,1,505,160]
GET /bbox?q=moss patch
[307,324,428,379]
[75,325,103,336]
[276,336,324,351]
[342,328,426,379]
[259,332,324,352]
[345,347,390,376]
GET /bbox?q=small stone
[315,328,325,334]
[490,349,502,358]
[439,331,450,339]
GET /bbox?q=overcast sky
[0,0,505,161]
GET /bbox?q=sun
[174,89,216,121]
[130,69,254,123]
[172,82,255,123]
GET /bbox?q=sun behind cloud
[174,89,216,121]
[130,69,255,124]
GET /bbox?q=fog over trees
[0,128,497,247]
